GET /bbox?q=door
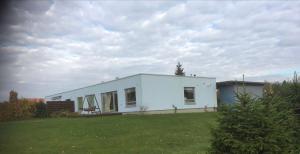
[101,91,118,112]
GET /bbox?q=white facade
[45,74,217,113]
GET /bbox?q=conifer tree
[175,62,185,76]
[210,93,296,154]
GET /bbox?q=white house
[45,74,217,114]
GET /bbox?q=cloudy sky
[0,0,299,101]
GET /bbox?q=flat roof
[46,73,215,98]
[217,81,265,87]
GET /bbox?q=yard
[0,112,217,154]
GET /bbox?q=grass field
[0,112,217,154]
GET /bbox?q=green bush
[210,93,297,154]
[34,102,48,118]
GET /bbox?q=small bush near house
[34,102,48,118]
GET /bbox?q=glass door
[101,91,118,112]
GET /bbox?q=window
[125,87,136,106]
[184,87,195,104]
[77,97,83,111]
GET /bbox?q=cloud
[0,0,300,101]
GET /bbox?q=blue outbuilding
[217,81,265,105]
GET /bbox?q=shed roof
[217,81,265,87]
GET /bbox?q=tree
[210,92,297,154]
[264,71,300,153]
[9,90,18,103]
[175,62,185,76]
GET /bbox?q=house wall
[45,75,142,113]
[45,74,217,113]
[233,85,264,98]
[218,85,264,104]
[140,74,217,111]
[218,85,236,104]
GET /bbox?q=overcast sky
[0,0,299,101]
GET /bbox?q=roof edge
[139,73,216,79]
[217,80,265,87]
[46,73,215,98]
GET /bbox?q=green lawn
[0,112,217,154]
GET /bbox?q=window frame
[125,87,136,107]
[184,87,196,104]
[101,91,118,112]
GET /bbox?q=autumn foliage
[0,91,45,121]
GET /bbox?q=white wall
[45,74,217,113]
[140,74,217,111]
[45,75,142,113]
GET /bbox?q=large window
[125,87,136,106]
[184,87,195,104]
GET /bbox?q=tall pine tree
[175,62,185,76]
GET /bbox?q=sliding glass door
[101,91,118,112]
